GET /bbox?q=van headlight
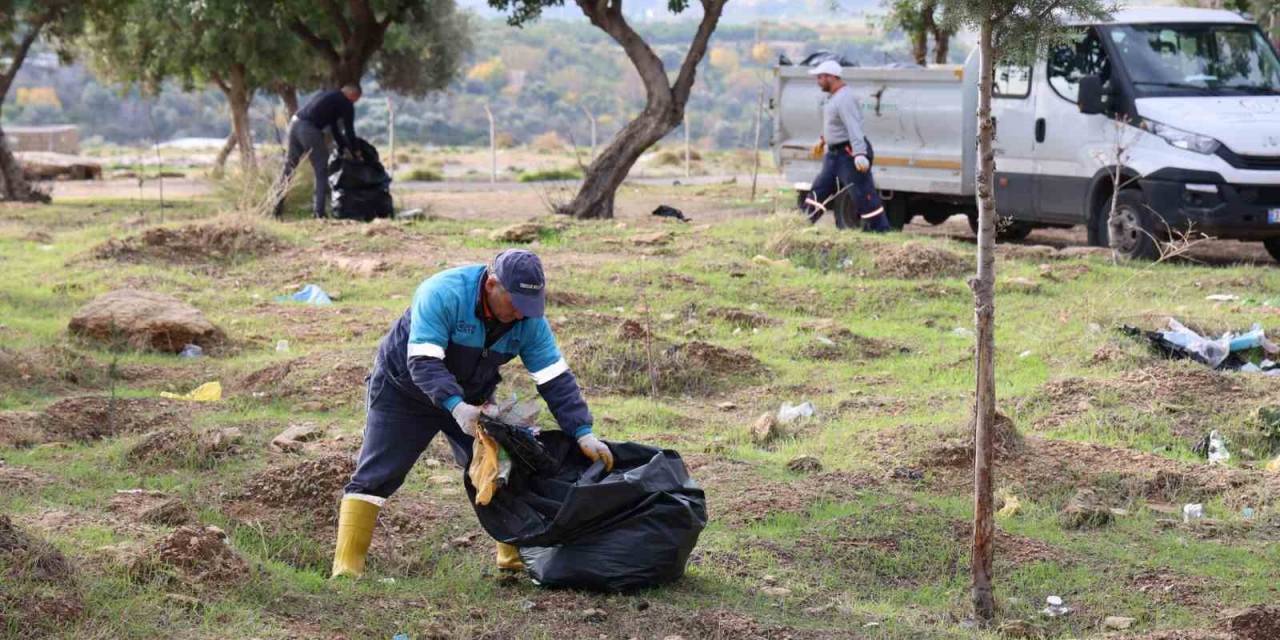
[1140,119,1221,155]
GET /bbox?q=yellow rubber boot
[331,496,380,579]
[496,542,524,571]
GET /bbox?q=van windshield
[1107,23,1280,96]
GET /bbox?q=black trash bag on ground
[461,429,706,592]
[328,138,393,221]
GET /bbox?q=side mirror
[1078,75,1106,115]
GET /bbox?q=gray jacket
[822,85,869,156]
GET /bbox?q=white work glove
[577,434,614,471]
[451,402,483,436]
[853,154,871,173]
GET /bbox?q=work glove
[577,434,614,471]
[451,402,483,436]
[853,154,871,173]
[810,136,826,160]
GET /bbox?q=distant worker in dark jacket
[805,61,889,232]
[331,249,614,579]
[275,84,362,219]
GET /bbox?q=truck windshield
[1107,23,1280,96]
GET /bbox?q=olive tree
[487,0,730,219]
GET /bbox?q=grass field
[2,184,1278,639]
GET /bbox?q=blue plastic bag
[277,284,332,306]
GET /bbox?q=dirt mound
[126,427,241,468]
[0,464,53,491]
[241,454,355,517]
[0,410,43,447]
[689,455,877,528]
[94,222,281,264]
[920,411,1023,468]
[131,525,249,584]
[873,242,969,279]
[765,229,861,271]
[109,491,193,526]
[69,289,225,353]
[708,307,777,329]
[1222,605,1280,640]
[0,515,83,634]
[546,290,594,308]
[1025,365,1242,437]
[36,395,188,442]
[237,352,368,409]
[566,335,764,396]
[802,330,905,361]
[0,515,75,582]
[0,345,105,396]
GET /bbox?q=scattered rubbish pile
[462,402,706,592]
[1124,319,1280,373]
[328,138,393,221]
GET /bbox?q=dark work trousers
[344,364,473,499]
[277,117,330,219]
[807,139,889,232]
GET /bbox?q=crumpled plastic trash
[1159,319,1230,368]
[470,424,502,506]
[1207,430,1231,465]
[178,344,203,358]
[1183,503,1204,523]
[1128,319,1280,372]
[159,381,222,402]
[997,491,1022,517]
[1266,455,1280,474]
[277,284,332,306]
[1042,595,1071,617]
[777,401,815,423]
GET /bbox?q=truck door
[990,62,1038,218]
[1033,28,1114,223]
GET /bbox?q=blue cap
[493,249,546,318]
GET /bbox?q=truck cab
[773,7,1280,260]
[992,7,1280,259]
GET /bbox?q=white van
[773,7,1280,260]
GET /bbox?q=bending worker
[805,60,889,232]
[275,84,362,219]
[331,249,614,578]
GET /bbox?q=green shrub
[517,167,582,183]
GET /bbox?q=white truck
[773,7,1280,260]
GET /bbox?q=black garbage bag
[328,138,393,221]
[462,429,706,592]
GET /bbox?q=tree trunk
[933,30,951,65]
[970,17,998,627]
[225,64,256,172]
[277,83,299,117]
[561,108,674,219]
[213,134,238,176]
[911,28,929,66]
[0,19,50,203]
[562,0,727,219]
[0,121,49,203]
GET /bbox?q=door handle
[1035,118,1046,143]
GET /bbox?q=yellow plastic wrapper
[996,491,1022,517]
[159,381,222,402]
[469,425,501,506]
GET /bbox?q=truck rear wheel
[923,211,952,225]
[1107,190,1159,260]
[1263,239,1280,263]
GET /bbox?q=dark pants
[278,118,330,219]
[808,139,889,232]
[344,365,473,499]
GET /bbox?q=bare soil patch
[565,322,764,396]
[0,515,83,634]
[872,242,968,279]
[687,455,877,528]
[126,426,242,469]
[35,395,190,442]
[239,454,355,520]
[109,491,194,526]
[93,221,282,264]
[130,525,249,585]
[236,351,369,409]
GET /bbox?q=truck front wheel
[1107,190,1159,260]
[1263,239,1280,263]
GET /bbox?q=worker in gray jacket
[804,61,889,232]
